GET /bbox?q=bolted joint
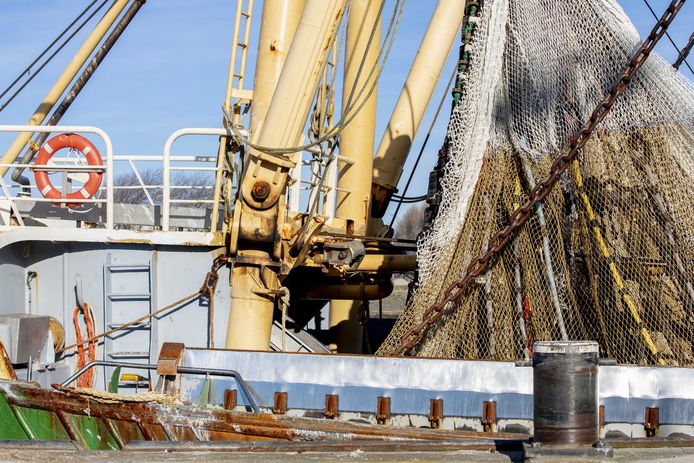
[251,180,271,202]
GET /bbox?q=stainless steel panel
[0,314,50,363]
[181,349,694,426]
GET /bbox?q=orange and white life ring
[34,133,103,208]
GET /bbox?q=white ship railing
[287,144,354,220]
[0,125,114,227]
[162,127,237,231]
[1,125,351,232]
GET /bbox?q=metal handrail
[60,359,260,413]
[1,125,221,230]
[162,127,242,231]
[0,125,114,227]
[1,125,351,230]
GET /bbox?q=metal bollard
[223,389,237,410]
[525,341,612,460]
[325,394,339,419]
[273,391,288,415]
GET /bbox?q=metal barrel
[532,341,599,446]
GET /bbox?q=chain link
[392,0,686,356]
[673,31,693,70]
[200,254,229,349]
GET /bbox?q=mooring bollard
[524,341,613,460]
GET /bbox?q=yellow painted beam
[0,0,130,177]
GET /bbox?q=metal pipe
[226,258,278,351]
[10,0,145,183]
[239,0,347,210]
[162,127,235,231]
[522,161,568,341]
[60,359,259,413]
[0,0,130,177]
[227,0,347,353]
[335,0,381,233]
[295,279,393,301]
[0,124,114,227]
[307,253,416,272]
[512,176,529,352]
[248,0,306,136]
[330,0,382,354]
[355,253,416,272]
[370,0,466,218]
[532,341,600,447]
[0,195,106,204]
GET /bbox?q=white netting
[378,0,693,365]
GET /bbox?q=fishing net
[377,0,694,366]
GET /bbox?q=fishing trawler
[0,0,692,460]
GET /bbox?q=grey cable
[0,0,100,102]
[0,0,110,113]
[642,0,693,74]
[223,0,405,156]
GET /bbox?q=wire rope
[673,31,694,70]
[0,0,109,113]
[223,0,405,156]
[0,0,100,102]
[642,0,693,74]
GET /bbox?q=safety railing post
[162,127,237,231]
[0,125,113,228]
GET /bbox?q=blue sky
[0,1,691,224]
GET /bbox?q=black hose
[388,67,456,228]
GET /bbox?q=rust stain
[140,423,168,441]
[0,381,527,444]
[109,418,144,445]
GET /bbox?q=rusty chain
[673,31,693,70]
[200,254,229,349]
[392,0,686,356]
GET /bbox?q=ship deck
[2,440,694,463]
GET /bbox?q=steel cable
[0,0,110,113]
[388,66,456,228]
[642,0,693,73]
[673,31,694,70]
[0,0,101,103]
[223,0,405,156]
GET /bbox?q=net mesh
[377,0,694,365]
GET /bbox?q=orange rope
[73,303,96,388]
